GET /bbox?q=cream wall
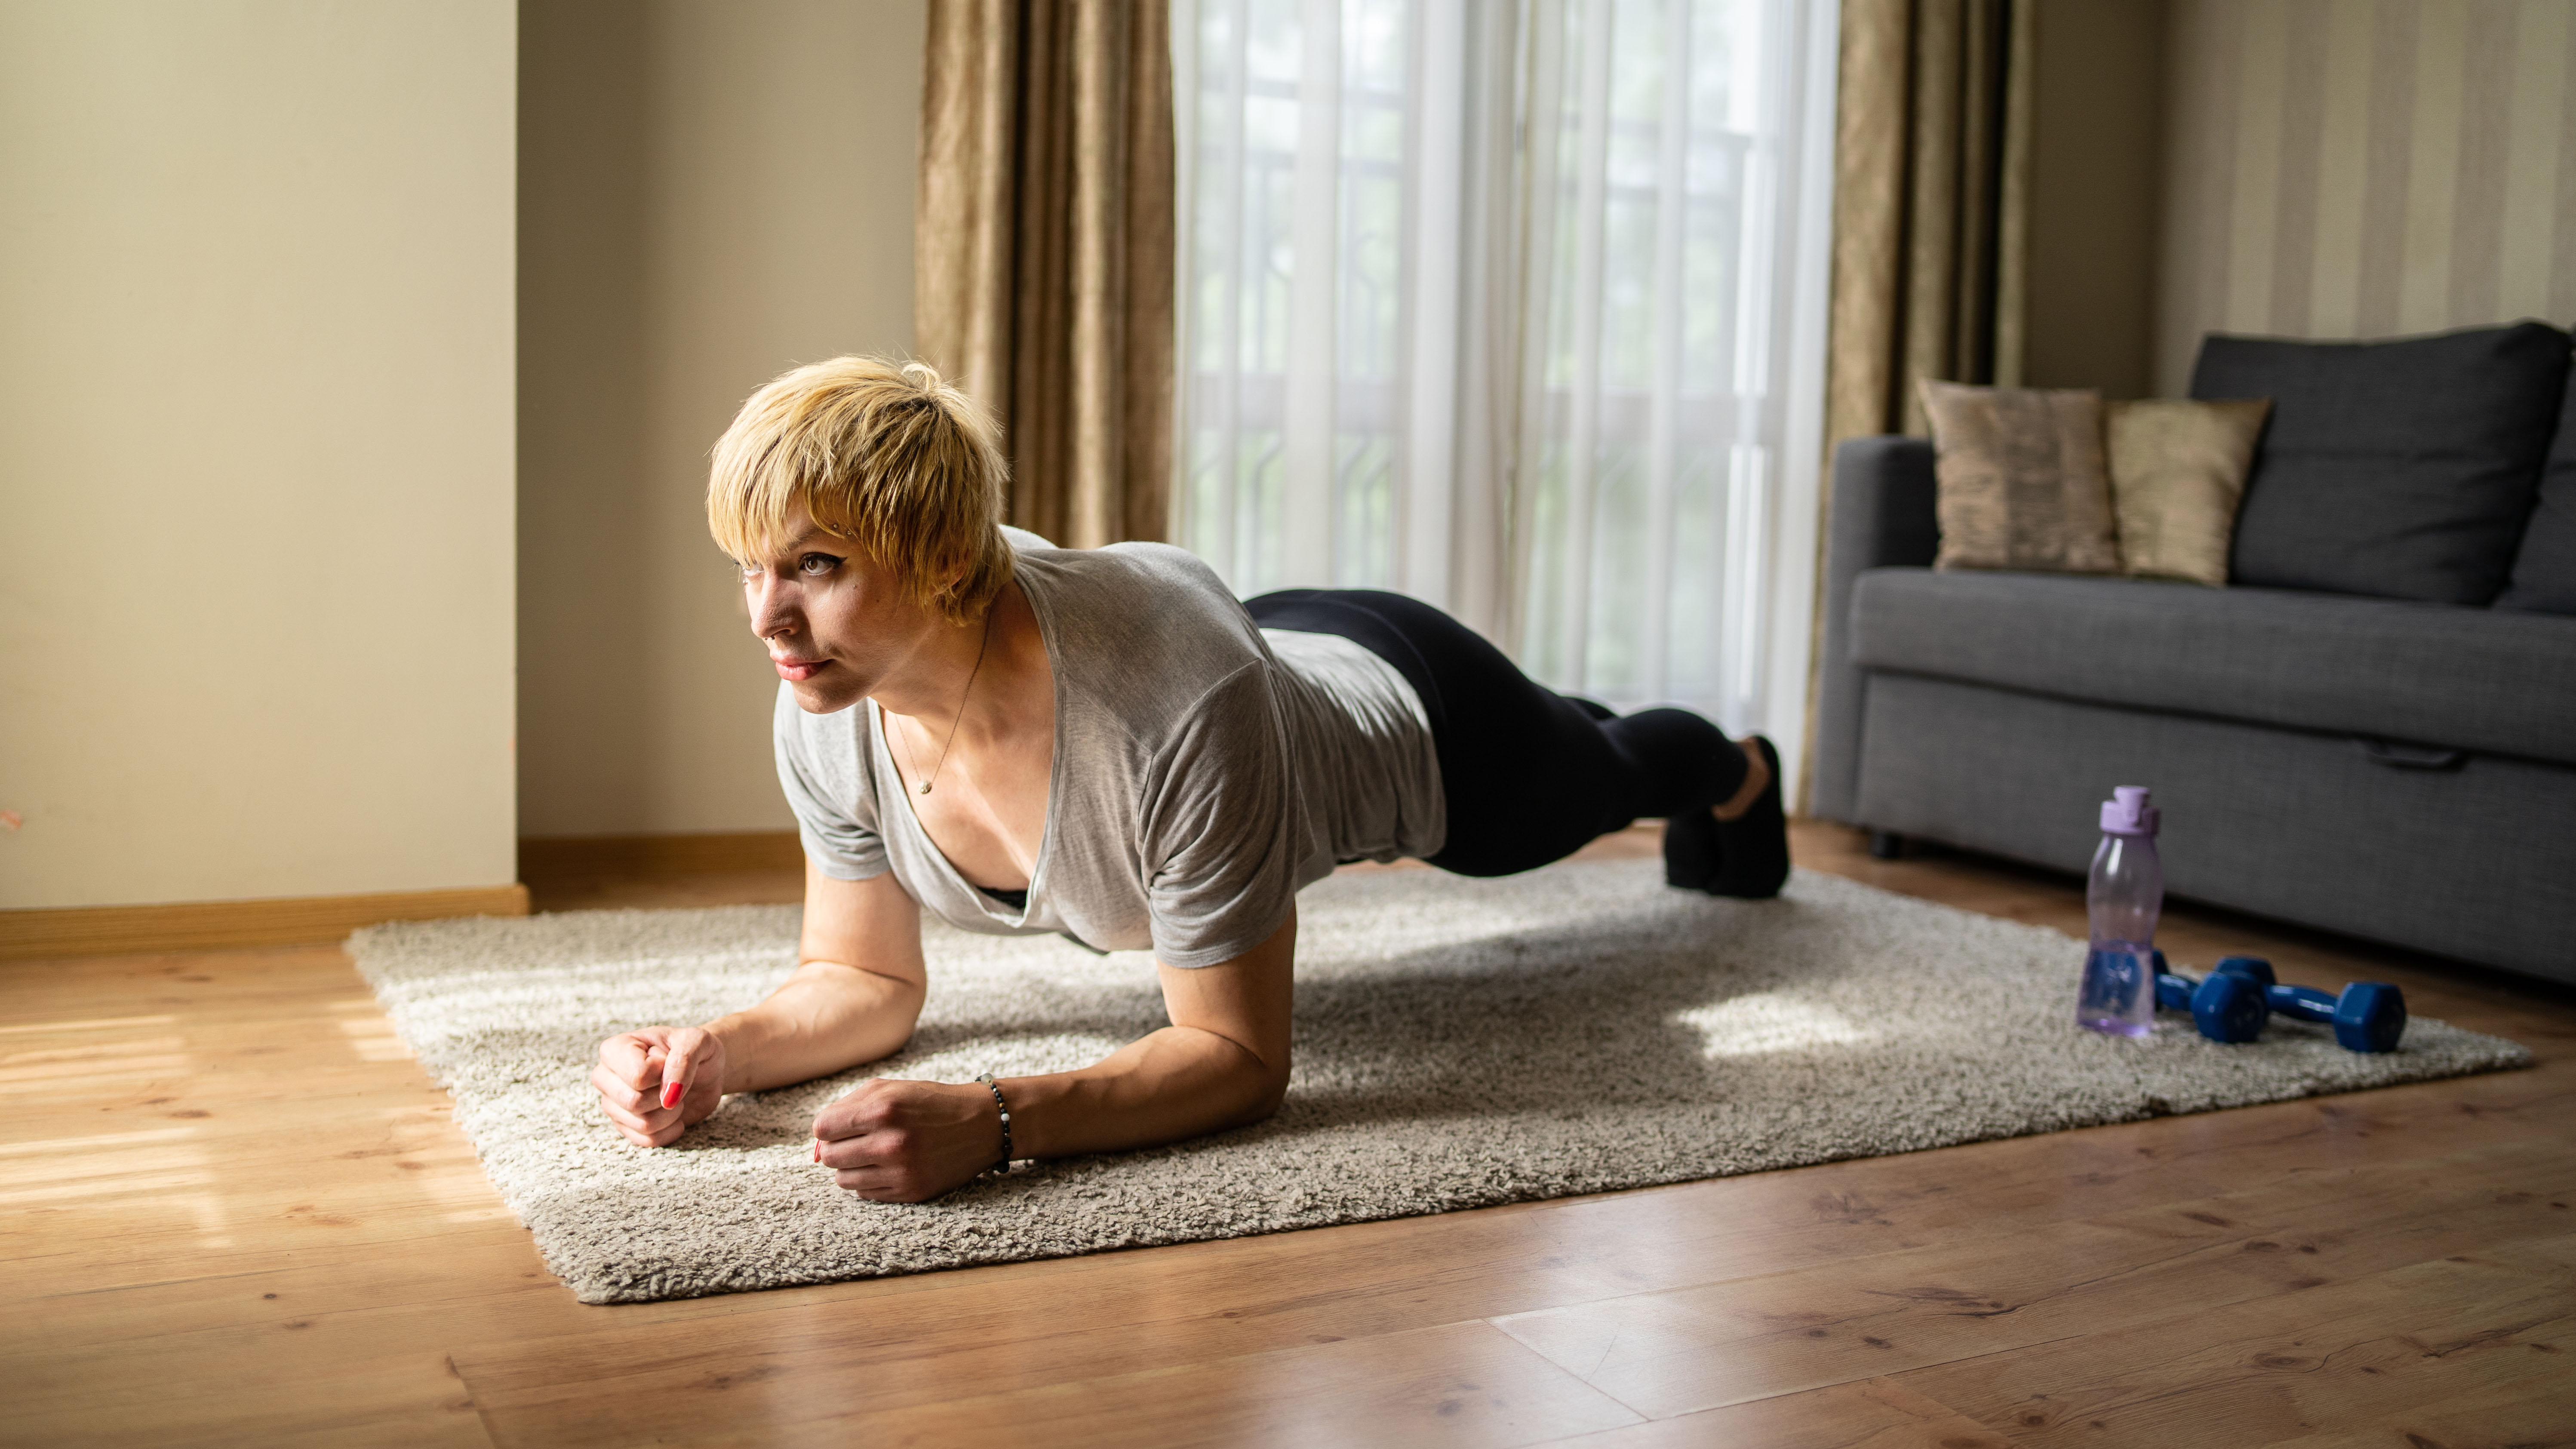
[2159,0,2576,394]
[517,0,925,840]
[0,1,518,910]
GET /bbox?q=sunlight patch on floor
[0,1034,193,1088]
[0,1015,178,1036]
[337,1014,414,1062]
[0,1023,232,1245]
[0,1126,198,1155]
[0,1125,231,1243]
[1671,994,1877,1058]
[0,1147,204,1190]
[0,1173,217,1206]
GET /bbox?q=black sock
[1663,807,1722,889]
[1706,736,1789,898]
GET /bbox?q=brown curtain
[1798,0,2032,812]
[915,0,1174,548]
[1823,0,2035,449]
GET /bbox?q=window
[1176,0,1835,762]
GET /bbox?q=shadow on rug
[347,861,2530,1304]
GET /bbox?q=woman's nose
[748,575,797,639]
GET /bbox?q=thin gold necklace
[894,606,997,797]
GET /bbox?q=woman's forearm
[998,1024,1287,1160]
[996,917,1297,1160]
[707,960,925,1095]
[805,915,1293,1200]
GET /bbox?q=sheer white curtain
[1173,0,1836,779]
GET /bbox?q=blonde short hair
[707,356,1014,625]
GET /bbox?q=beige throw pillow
[2105,397,2273,587]
[1918,381,2122,574]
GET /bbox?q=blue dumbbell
[2266,979,2406,1053]
[2152,952,2268,1044]
[2155,953,2407,1053]
[2212,955,2406,1052]
[2210,955,2275,989]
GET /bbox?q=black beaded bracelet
[974,1072,1012,1174]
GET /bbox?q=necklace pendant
[918,782,933,795]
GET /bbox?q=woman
[591,357,1786,1202]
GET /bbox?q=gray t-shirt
[774,538,1445,967]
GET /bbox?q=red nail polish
[811,1138,821,1163]
[662,1082,684,1110]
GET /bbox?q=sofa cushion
[1847,568,2576,766]
[2106,397,2272,587]
[1917,381,2122,575]
[2496,360,2576,614]
[2191,321,2573,605]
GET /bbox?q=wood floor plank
[8,1240,570,1366]
[2254,1373,2576,1449]
[1486,1146,2576,1420]
[1887,1236,2576,1447]
[1540,1376,2015,1449]
[30,1348,497,1449]
[497,1320,1645,1449]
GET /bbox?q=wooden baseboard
[518,831,804,880]
[0,884,532,963]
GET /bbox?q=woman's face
[740,510,936,715]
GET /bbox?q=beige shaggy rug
[348,861,2529,1305]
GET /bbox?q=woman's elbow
[1234,1056,1291,1125]
[1251,1080,1290,1122]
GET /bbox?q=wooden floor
[8,823,2572,1447]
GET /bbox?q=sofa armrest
[1810,436,1939,821]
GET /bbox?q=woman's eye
[798,554,841,576]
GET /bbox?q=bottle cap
[2100,785,2159,837]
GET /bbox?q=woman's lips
[772,656,830,682]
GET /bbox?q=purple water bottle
[2076,786,2163,1037]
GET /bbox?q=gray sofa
[1812,325,2576,984]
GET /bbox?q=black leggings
[1245,589,1749,877]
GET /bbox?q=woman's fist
[813,1078,1002,1202]
[593,1026,728,1147]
